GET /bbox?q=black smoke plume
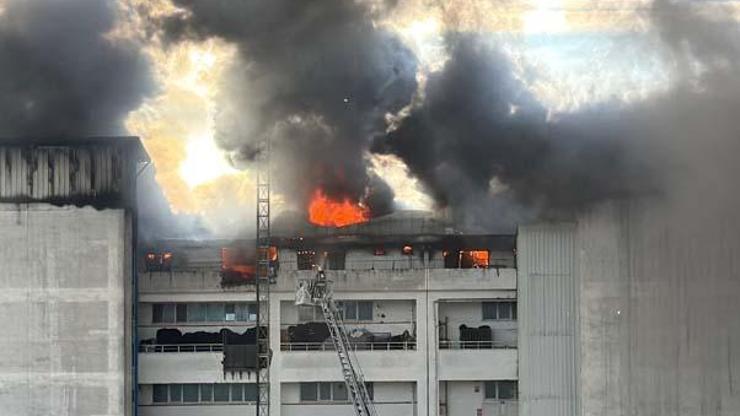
[160,0,417,216]
[0,0,153,136]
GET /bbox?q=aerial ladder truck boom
[295,267,378,416]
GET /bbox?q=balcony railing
[139,344,224,353]
[438,340,516,349]
[280,341,416,351]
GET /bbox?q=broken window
[402,245,414,255]
[444,250,490,269]
[297,250,316,270]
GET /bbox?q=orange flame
[308,189,370,227]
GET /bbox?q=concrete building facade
[0,137,147,416]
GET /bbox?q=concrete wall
[0,204,131,416]
[576,201,740,416]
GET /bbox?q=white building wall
[0,204,131,416]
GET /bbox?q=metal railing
[438,340,517,350]
[139,344,224,353]
[280,341,416,352]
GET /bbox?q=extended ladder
[296,269,378,416]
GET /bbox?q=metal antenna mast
[255,135,271,416]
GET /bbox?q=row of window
[299,382,374,402]
[298,301,374,322]
[482,301,517,321]
[296,248,497,270]
[151,383,256,403]
[152,302,257,324]
[484,381,518,400]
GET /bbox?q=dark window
[183,384,199,402]
[162,304,175,323]
[358,302,373,320]
[343,301,358,320]
[333,382,348,401]
[152,384,168,403]
[300,383,318,401]
[230,384,244,401]
[200,384,213,402]
[152,304,164,323]
[214,384,230,402]
[169,384,182,402]
[188,303,206,322]
[485,381,518,400]
[319,382,332,401]
[374,247,386,256]
[482,302,497,320]
[326,251,346,270]
[498,302,511,320]
[244,384,257,401]
[297,250,316,270]
[484,381,496,399]
[498,381,518,399]
[176,304,187,322]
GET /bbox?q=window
[339,301,373,321]
[207,303,225,321]
[484,381,518,400]
[153,384,168,403]
[300,382,374,402]
[300,383,318,401]
[200,384,213,402]
[151,384,255,404]
[482,301,517,320]
[214,384,230,402]
[169,384,182,402]
[297,250,316,270]
[152,304,175,323]
[188,303,206,322]
[402,245,413,255]
[144,252,173,272]
[183,384,199,402]
[225,303,236,321]
[298,305,319,322]
[244,384,258,401]
[176,304,187,322]
[374,247,386,256]
[230,384,244,401]
[326,251,346,270]
[319,382,332,401]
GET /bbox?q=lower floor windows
[300,382,373,402]
[484,380,518,400]
[149,383,256,403]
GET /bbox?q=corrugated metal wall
[0,145,126,203]
[517,224,579,416]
